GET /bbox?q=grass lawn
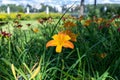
[1,20,40,32]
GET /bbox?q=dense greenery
[0,3,120,79]
[0,10,120,80]
[86,4,120,18]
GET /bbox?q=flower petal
[63,41,74,49]
[56,44,62,53]
[63,34,71,41]
[52,34,59,40]
[46,40,57,48]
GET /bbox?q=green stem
[50,2,77,36]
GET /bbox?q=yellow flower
[113,23,118,27]
[64,21,76,29]
[46,33,74,53]
[81,20,91,26]
[62,30,77,42]
[96,18,104,24]
[112,21,119,27]
[100,53,107,58]
[84,20,91,26]
[32,28,39,33]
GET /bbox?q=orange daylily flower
[96,53,107,59]
[84,20,91,26]
[32,28,39,33]
[111,19,119,27]
[81,20,91,27]
[61,30,77,42]
[78,15,83,21]
[46,33,74,53]
[38,19,44,24]
[64,21,76,29]
[100,53,107,58]
[62,17,67,21]
[95,18,104,24]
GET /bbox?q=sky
[0,0,120,5]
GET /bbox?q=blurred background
[0,0,120,16]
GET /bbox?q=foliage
[0,11,120,80]
[0,12,69,21]
[86,4,120,18]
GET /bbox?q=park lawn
[1,20,40,31]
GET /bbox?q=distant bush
[0,12,69,21]
[0,14,8,21]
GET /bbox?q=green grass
[1,20,39,31]
[0,16,120,80]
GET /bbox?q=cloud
[1,0,120,5]
[110,0,120,2]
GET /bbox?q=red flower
[0,31,11,38]
[98,26,103,30]
[14,20,19,24]
[26,23,31,26]
[117,27,120,32]
[16,24,23,28]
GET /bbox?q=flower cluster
[64,21,76,29]
[46,20,78,53]
[61,30,77,42]
[81,19,92,27]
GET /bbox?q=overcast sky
[0,0,120,5]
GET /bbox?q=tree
[94,0,97,9]
[0,5,7,12]
[94,0,97,15]
[79,0,84,17]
